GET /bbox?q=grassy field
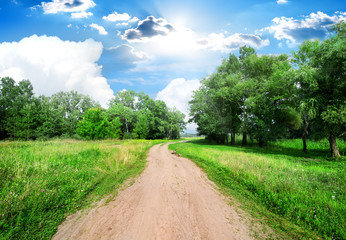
[0,139,167,240]
[169,138,345,239]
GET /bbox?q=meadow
[0,139,166,240]
[1,138,344,239]
[169,138,345,239]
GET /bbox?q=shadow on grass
[187,139,345,167]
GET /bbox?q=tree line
[189,22,345,158]
[0,78,186,141]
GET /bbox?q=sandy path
[53,143,253,240]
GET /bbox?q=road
[53,143,253,240]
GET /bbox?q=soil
[53,143,255,240]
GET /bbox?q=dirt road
[53,143,254,240]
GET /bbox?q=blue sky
[0,0,345,131]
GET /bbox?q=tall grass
[0,139,161,239]
[170,139,345,239]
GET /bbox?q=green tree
[107,90,186,140]
[190,47,301,147]
[108,117,123,139]
[189,54,242,144]
[35,96,60,139]
[291,41,320,152]
[77,108,113,140]
[148,100,169,139]
[0,77,18,139]
[292,21,346,157]
[243,54,300,146]
[49,91,98,137]
[238,46,257,145]
[0,78,40,139]
[15,99,41,140]
[167,108,186,140]
[133,113,149,139]
[107,102,135,137]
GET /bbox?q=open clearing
[53,143,256,240]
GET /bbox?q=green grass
[169,138,345,239]
[0,139,167,240]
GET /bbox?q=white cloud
[71,11,93,18]
[122,16,269,55]
[129,17,139,22]
[277,0,288,4]
[41,0,96,14]
[197,33,270,52]
[112,45,148,61]
[262,11,346,45]
[156,78,201,133]
[122,16,175,42]
[103,11,131,22]
[100,45,149,73]
[90,23,108,35]
[0,35,113,107]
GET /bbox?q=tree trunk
[242,132,247,146]
[328,133,340,158]
[302,115,308,152]
[231,132,235,145]
[302,134,307,152]
[125,119,129,133]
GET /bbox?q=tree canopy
[189,21,345,158]
[0,79,186,141]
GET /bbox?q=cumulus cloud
[110,45,149,61]
[197,33,270,52]
[71,11,92,18]
[122,16,175,42]
[156,78,201,133]
[0,35,113,107]
[40,0,96,14]
[262,11,346,45]
[103,11,131,22]
[277,0,288,4]
[99,45,149,73]
[120,15,267,55]
[129,17,139,23]
[90,23,108,35]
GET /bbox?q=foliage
[190,48,300,146]
[133,113,149,139]
[48,91,98,137]
[170,139,346,239]
[107,90,186,140]
[190,21,345,157]
[0,79,186,141]
[0,77,37,140]
[77,108,114,140]
[292,21,346,157]
[0,78,98,140]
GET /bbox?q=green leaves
[77,108,115,140]
[191,22,345,156]
[292,21,346,157]
[133,113,149,139]
[191,46,298,146]
[321,106,346,126]
[107,90,186,140]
